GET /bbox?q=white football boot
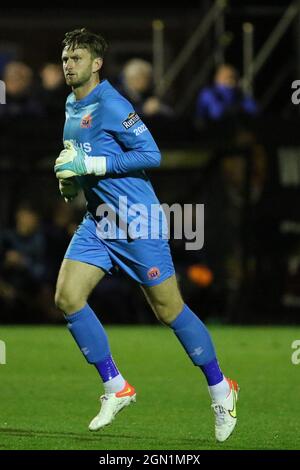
[89,381,136,431]
[211,377,239,442]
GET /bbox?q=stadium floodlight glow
[0,80,6,104]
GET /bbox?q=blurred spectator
[117,58,174,119]
[196,129,267,319]
[0,48,16,77]
[195,64,258,124]
[37,62,67,118]
[0,61,43,118]
[44,200,77,284]
[0,204,47,321]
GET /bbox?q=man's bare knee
[142,274,184,325]
[55,289,86,314]
[55,260,105,314]
[154,299,184,325]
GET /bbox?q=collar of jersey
[70,79,109,108]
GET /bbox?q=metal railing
[242,2,300,96]
[153,0,227,98]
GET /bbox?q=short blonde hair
[123,59,152,80]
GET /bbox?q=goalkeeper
[54,27,239,443]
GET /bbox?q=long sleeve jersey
[63,79,162,225]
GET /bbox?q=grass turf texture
[0,325,300,450]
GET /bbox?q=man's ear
[92,57,103,74]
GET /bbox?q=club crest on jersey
[122,112,140,129]
[80,113,92,128]
[147,267,161,280]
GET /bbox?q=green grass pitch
[0,324,300,450]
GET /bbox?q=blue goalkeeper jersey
[63,79,162,230]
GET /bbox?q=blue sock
[200,358,224,386]
[94,355,120,382]
[64,303,120,381]
[170,304,223,385]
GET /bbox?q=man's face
[62,47,95,88]
[215,66,238,88]
[16,209,39,236]
[128,72,152,94]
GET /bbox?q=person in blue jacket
[196,63,258,122]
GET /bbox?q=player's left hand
[54,140,88,179]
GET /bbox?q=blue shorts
[64,213,175,286]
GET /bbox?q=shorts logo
[80,113,92,128]
[122,112,140,129]
[147,267,161,280]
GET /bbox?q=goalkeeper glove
[54,140,106,179]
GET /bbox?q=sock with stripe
[64,303,125,393]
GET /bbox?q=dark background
[1,1,300,325]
